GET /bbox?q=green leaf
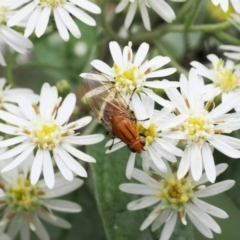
[87,138,155,240]
[87,135,195,240]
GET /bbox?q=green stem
[4,52,18,86]
[175,0,193,22]
[131,22,231,43]
[185,0,201,30]
[16,62,77,78]
[100,0,126,45]
[155,41,188,76]
[214,31,240,45]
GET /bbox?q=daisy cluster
[0,79,105,239]
[0,0,240,240]
[81,40,240,240]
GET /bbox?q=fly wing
[81,73,133,133]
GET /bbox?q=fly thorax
[215,59,239,92]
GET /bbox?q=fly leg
[109,136,115,150]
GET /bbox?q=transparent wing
[81,73,134,133]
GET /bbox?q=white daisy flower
[6,0,101,41]
[0,83,104,188]
[115,0,186,31]
[106,94,184,179]
[0,156,83,240]
[120,164,235,240]
[220,44,240,60]
[191,54,240,105]
[83,41,178,109]
[0,77,39,117]
[0,1,32,66]
[211,0,240,13]
[164,69,240,183]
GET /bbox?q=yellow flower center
[137,122,158,146]
[215,59,239,92]
[37,0,65,7]
[5,174,42,213]
[0,6,7,25]
[180,111,214,144]
[113,63,145,95]
[30,118,62,150]
[207,2,235,21]
[156,173,194,209]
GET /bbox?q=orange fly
[81,73,145,153]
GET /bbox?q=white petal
[115,0,129,13]
[195,180,235,198]
[62,143,96,163]
[119,183,158,195]
[42,177,83,198]
[160,212,177,240]
[209,136,240,158]
[57,147,87,177]
[8,2,37,27]
[57,6,81,38]
[146,68,176,78]
[194,198,228,218]
[187,203,221,234]
[132,168,159,186]
[144,80,179,89]
[54,152,73,181]
[127,196,159,210]
[37,211,71,229]
[202,143,216,183]
[140,204,165,230]
[148,146,167,172]
[190,144,202,182]
[91,60,113,75]
[143,88,173,109]
[126,152,136,179]
[109,41,123,66]
[198,163,228,185]
[33,215,50,240]
[69,0,101,14]
[53,8,69,41]
[35,7,51,37]
[64,134,104,145]
[0,142,32,160]
[2,145,34,172]
[124,0,137,29]
[43,150,55,189]
[0,110,28,126]
[177,146,191,179]
[187,207,213,238]
[24,6,42,37]
[0,135,28,147]
[134,42,149,66]
[17,96,36,120]
[64,3,96,26]
[30,149,44,185]
[43,199,81,213]
[56,93,76,125]
[139,2,151,30]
